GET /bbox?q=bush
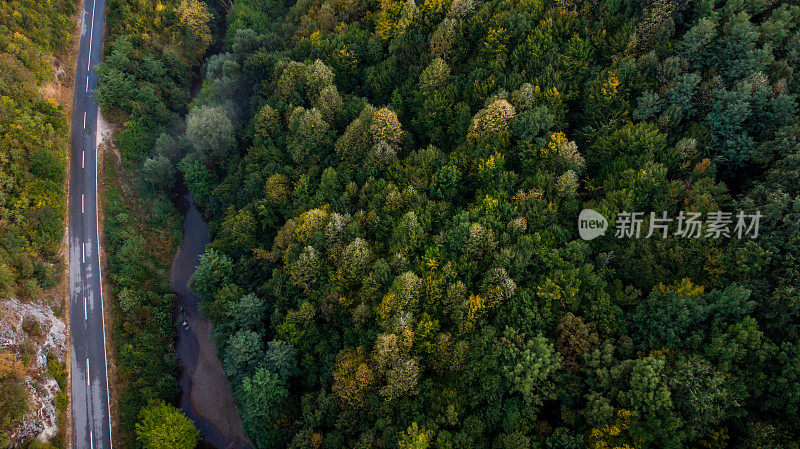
[22,317,42,339]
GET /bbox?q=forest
[0,0,74,445]
[95,0,800,448]
[92,0,212,446]
[0,0,72,298]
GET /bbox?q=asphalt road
[68,0,113,447]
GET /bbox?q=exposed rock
[0,298,68,448]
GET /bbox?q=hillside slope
[0,0,77,447]
[104,0,800,447]
[179,0,799,447]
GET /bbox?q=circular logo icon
[578,209,608,240]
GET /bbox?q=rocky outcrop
[0,298,68,448]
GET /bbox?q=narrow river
[170,196,253,449]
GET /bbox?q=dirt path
[170,198,253,449]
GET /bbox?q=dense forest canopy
[0,0,75,446]
[92,0,209,444]
[0,0,74,296]
[97,0,800,447]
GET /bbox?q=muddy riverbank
[170,196,252,449]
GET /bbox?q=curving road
[68,0,113,448]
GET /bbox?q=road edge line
[95,124,114,449]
